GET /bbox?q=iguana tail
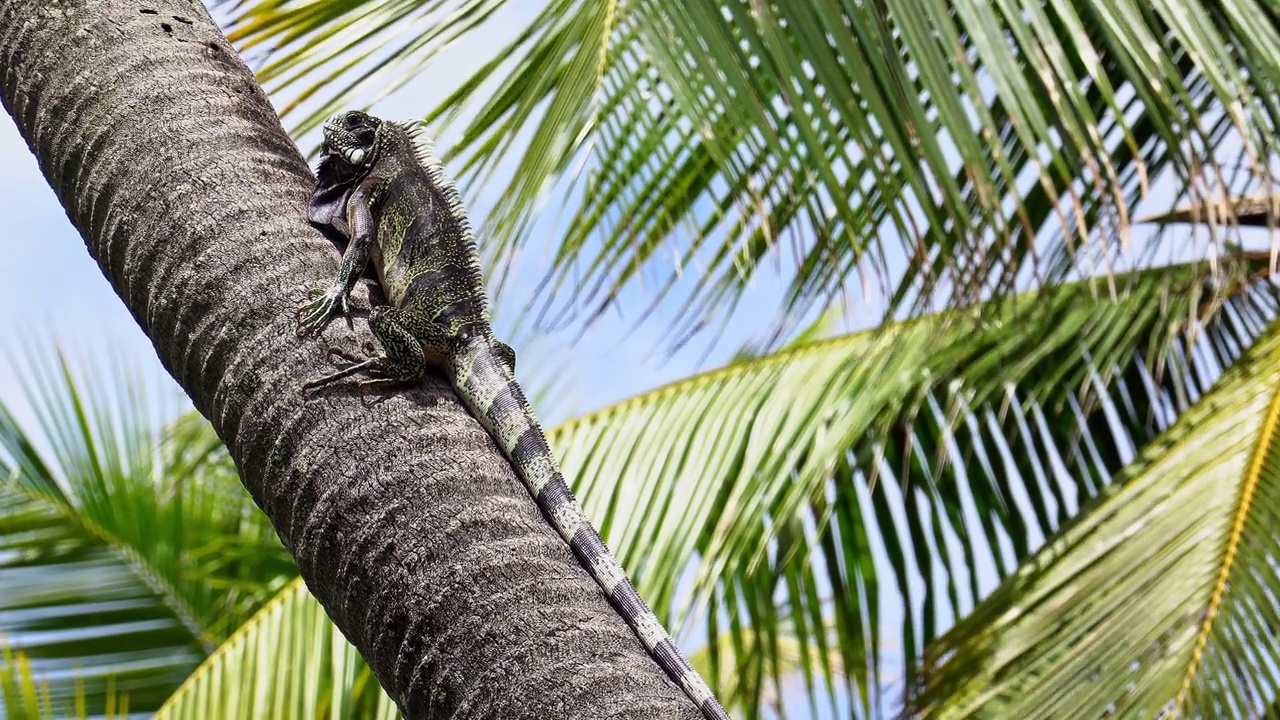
[451,339,731,720]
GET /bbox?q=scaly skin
[296,110,731,720]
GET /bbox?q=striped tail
[453,340,731,720]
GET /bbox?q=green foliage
[9,1,1280,716]
[224,0,1280,350]
[5,256,1275,717]
[548,256,1277,714]
[152,578,398,720]
[9,251,1273,717]
[912,311,1280,718]
[1,643,95,719]
[0,350,296,715]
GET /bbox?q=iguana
[295,110,731,720]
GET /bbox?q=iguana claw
[325,347,366,366]
[295,286,351,337]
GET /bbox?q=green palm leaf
[221,0,1280,349]
[548,255,1277,715]
[0,350,296,715]
[910,307,1280,718]
[0,643,127,719]
[152,577,398,720]
[147,253,1275,716]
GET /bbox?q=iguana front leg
[296,182,377,336]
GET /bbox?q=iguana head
[320,110,381,169]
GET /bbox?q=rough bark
[0,1,701,718]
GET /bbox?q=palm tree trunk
[0,1,700,718]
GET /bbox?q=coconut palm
[4,0,1280,718]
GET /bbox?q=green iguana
[296,110,731,720]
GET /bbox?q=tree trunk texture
[0,1,701,718]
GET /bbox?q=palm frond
[103,254,1278,716]
[1139,189,1280,227]
[544,256,1278,716]
[223,0,1280,350]
[0,643,121,720]
[152,577,398,720]
[0,349,296,715]
[910,308,1280,718]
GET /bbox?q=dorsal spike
[395,122,472,238]
[394,121,489,319]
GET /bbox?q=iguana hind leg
[301,306,431,392]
